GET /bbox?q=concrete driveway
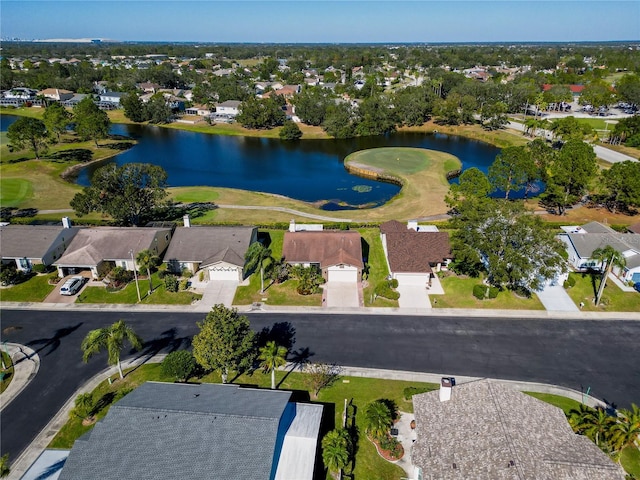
[43,274,89,304]
[397,285,431,309]
[324,282,360,308]
[536,284,580,312]
[196,280,238,310]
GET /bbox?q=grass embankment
[400,120,529,148]
[0,351,14,394]
[77,272,201,305]
[433,274,546,310]
[0,273,56,302]
[49,362,437,480]
[564,272,640,312]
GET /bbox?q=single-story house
[4,87,38,99]
[411,378,625,480]
[163,219,257,281]
[215,100,241,117]
[282,230,363,283]
[38,88,74,102]
[627,222,640,234]
[559,221,640,283]
[53,227,172,279]
[261,85,301,100]
[184,104,213,116]
[0,220,80,272]
[380,220,451,287]
[98,91,127,106]
[56,382,323,480]
[136,82,161,93]
[62,93,90,107]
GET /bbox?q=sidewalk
[5,348,611,479]
[0,343,39,413]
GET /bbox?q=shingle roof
[566,232,640,259]
[628,222,640,234]
[412,379,625,480]
[163,226,256,267]
[58,383,292,480]
[282,231,363,269]
[0,225,79,259]
[54,227,170,267]
[381,223,451,274]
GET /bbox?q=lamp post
[129,249,141,303]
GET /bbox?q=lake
[1,115,505,209]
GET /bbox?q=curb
[0,344,39,412]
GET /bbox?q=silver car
[60,276,85,296]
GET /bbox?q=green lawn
[0,177,33,207]
[524,392,582,416]
[433,274,546,310]
[77,273,201,305]
[359,228,398,307]
[0,273,56,302]
[565,272,640,312]
[170,187,220,204]
[621,445,640,477]
[346,147,432,175]
[1,351,14,394]
[49,362,437,480]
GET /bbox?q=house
[163,218,257,281]
[63,93,91,107]
[0,218,80,272]
[184,104,213,116]
[215,99,241,117]
[262,85,301,100]
[38,88,74,102]
[559,221,640,283]
[98,91,127,106]
[411,378,625,480]
[53,227,172,279]
[627,222,640,234]
[282,229,363,283]
[136,82,161,93]
[4,87,38,99]
[56,382,323,480]
[380,220,451,287]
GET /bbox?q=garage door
[208,266,240,282]
[327,265,358,283]
[395,273,429,286]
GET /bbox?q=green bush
[181,268,192,278]
[161,350,196,382]
[179,279,190,291]
[473,284,487,299]
[403,386,433,400]
[564,275,576,289]
[109,266,133,285]
[488,286,499,299]
[375,280,400,300]
[198,270,205,282]
[164,274,179,293]
[389,278,399,288]
[32,264,47,274]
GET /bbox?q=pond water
[1,114,513,209]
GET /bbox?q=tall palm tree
[611,403,640,454]
[245,242,272,294]
[259,341,288,389]
[136,249,161,295]
[363,400,393,440]
[81,320,143,380]
[591,245,626,306]
[321,428,352,474]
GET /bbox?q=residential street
[1,308,639,462]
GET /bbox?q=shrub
[71,393,95,420]
[179,279,190,291]
[473,284,486,299]
[32,264,47,274]
[375,280,400,300]
[164,274,179,292]
[279,120,302,140]
[389,278,399,288]
[181,268,192,278]
[198,270,205,282]
[488,286,499,299]
[109,266,133,286]
[0,264,31,286]
[403,386,433,400]
[162,350,196,382]
[564,275,576,289]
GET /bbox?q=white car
[60,276,85,296]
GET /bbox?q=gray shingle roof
[0,225,79,259]
[411,379,625,480]
[58,383,293,480]
[163,226,256,267]
[566,232,640,259]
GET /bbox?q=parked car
[60,276,85,296]
[634,282,640,293]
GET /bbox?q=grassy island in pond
[343,147,460,220]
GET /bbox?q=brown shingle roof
[379,220,407,233]
[383,229,451,274]
[282,231,363,269]
[628,222,640,234]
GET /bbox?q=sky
[1,0,638,43]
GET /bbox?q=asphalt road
[1,309,639,461]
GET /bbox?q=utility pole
[129,250,141,303]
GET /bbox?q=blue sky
[1,1,638,43]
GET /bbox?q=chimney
[289,219,296,233]
[407,220,418,231]
[439,377,453,402]
[62,217,72,229]
[183,214,191,228]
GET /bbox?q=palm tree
[611,404,640,454]
[0,454,10,478]
[321,428,352,474]
[577,407,616,450]
[81,320,143,380]
[363,400,393,440]
[245,242,272,294]
[136,249,161,295]
[591,245,626,306]
[259,341,288,389]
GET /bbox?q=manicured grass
[50,361,437,480]
[77,273,201,305]
[170,186,220,204]
[0,351,14,394]
[399,120,529,149]
[348,147,431,175]
[0,178,33,207]
[565,272,640,312]
[524,392,582,416]
[359,228,398,307]
[0,273,56,302]
[621,445,640,477]
[433,274,546,310]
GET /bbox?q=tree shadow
[47,149,93,163]
[137,327,191,359]
[277,346,314,389]
[257,321,296,350]
[25,322,83,358]
[258,231,272,249]
[91,391,116,414]
[33,458,66,480]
